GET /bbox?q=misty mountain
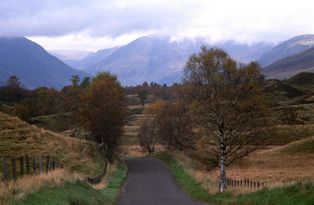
[0,37,92,90]
[82,36,275,86]
[262,46,314,80]
[258,34,314,67]
[76,46,121,70]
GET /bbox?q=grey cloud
[0,0,195,38]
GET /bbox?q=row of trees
[125,81,175,101]
[0,75,92,121]
[138,46,274,192]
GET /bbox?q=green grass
[103,159,128,203]
[11,180,109,205]
[9,159,127,205]
[0,104,12,114]
[271,135,314,155]
[150,151,314,205]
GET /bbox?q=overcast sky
[1,0,313,51]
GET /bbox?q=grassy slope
[151,151,314,205]
[0,112,128,204]
[0,112,103,178]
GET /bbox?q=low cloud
[1,0,314,50]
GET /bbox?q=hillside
[0,37,92,90]
[284,72,314,92]
[258,34,314,67]
[262,79,306,105]
[262,47,314,80]
[75,46,121,70]
[84,36,188,86]
[0,112,103,177]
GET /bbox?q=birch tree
[181,46,273,192]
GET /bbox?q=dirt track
[116,158,212,205]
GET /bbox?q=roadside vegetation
[151,151,314,205]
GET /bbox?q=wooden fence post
[12,158,17,182]
[49,160,52,171]
[20,156,24,177]
[32,155,36,174]
[25,154,30,175]
[2,157,9,187]
[45,156,50,173]
[39,154,43,173]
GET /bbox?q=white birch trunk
[219,135,227,192]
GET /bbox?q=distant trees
[156,100,197,151]
[7,75,21,87]
[5,75,24,104]
[72,72,129,163]
[2,75,91,121]
[180,46,273,192]
[137,90,148,106]
[138,100,163,153]
[138,116,158,153]
[70,75,80,87]
[79,76,91,89]
[125,83,174,101]
[138,99,197,153]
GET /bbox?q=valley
[1,34,314,204]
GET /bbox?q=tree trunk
[218,136,227,192]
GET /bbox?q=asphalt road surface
[116,158,211,205]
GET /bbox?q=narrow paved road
[116,158,211,205]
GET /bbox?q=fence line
[1,154,107,188]
[226,178,273,189]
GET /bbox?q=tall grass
[0,159,127,205]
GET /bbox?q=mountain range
[2,34,314,90]
[258,34,314,67]
[0,37,92,90]
[261,35,314,80]
[57,36,275,86]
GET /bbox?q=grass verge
[6,159,127,205]
[150,151,314,205]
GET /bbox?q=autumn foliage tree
[138,100,163,153]
[73,72,128,163]
[181,46,273,192]
[157,100,197,151]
